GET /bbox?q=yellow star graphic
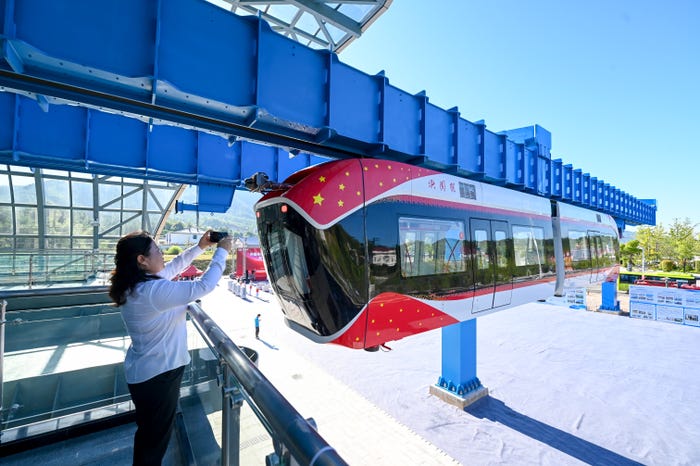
[313,193,324,205]
[379,181,384,187]
[319,176,326,183]
[338,200,344,207]
[374,163,379,168]
[356,191,361,196]
[339,183,345,191]
[345,171,350,177]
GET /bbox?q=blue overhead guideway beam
[0,0,655,227]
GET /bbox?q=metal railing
[188,301,348,466]
[0,298,6,435]
[0,250,113,288]
[0,286,129,440]
[0,285,346,464]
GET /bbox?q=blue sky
[339,1,699,231]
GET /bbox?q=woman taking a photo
[109,230,232,465]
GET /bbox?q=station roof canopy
[208,0,392,52]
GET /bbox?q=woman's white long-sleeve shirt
[119,245,228,384]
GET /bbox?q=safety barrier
[188,301,347,465]
[629,284,700,326]
[0,251,113,288]
[0,286,345,464]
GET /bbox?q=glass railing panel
[1,288,346,465]
[0,250,114,288]
[187,302,348,466]
[1,288,132,440]
[1,313,219,443]
[187,325,275,465]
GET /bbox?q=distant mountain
[1,176,263,239]
[165,188,262,237]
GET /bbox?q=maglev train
[253,158,619,350]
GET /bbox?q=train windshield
[256,202,366,338]
[266,228,310,298]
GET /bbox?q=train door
[471,219,513,313]
[588,231,603,282]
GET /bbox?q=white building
[234,236,260,249]
[165,227,207,246]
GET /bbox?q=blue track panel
[0,92,13,150]
[329,59,379,144]
[0,94,328,212]
[158,0,256,112]
[0,0,655,225]
[582,173,590,205]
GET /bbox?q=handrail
[0,285,109,300]
[0,250,113,288]
[187,301,348,466]
[1,299,7,430]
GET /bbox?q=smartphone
[210,231,228,242]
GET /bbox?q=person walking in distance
[109,230,232,465]
[255,314,261,339]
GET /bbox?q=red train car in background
[234,246,267,281]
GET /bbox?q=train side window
[399,217,466,277]
[474,229,489,270]
[512,225,544,267]
[494,230,508,268]
[421,232,437,275]
[587,231,603,269]
[400,230,417,276]
[568,229,590,269]
[601,233,617,266]
[443,224,464,273]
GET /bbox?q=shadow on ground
[465,396,643,466]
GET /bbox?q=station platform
[7,277,693,464]
[200,280,460,465]
[2,279,458,465]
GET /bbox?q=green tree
[635,224,667,265]
[668,218,699,272]
[633,220,700,271]
[620,239,642,269]
[163,220,186,233]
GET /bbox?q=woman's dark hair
[109,231,159,306]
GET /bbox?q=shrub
[166,245,183,255]
[660,259,675,272]
[192,258,232,275]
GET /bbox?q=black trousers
[127,365,185,466]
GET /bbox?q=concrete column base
[429,384,489,409]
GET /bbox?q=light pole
[242,235,248,281]
[640,246,645,279]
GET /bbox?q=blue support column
[429,320,488,408]
[599,280,621,312]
